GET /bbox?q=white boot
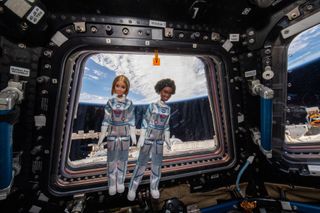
[150,189,160,199]
[109,185,116,196]
[127,189,136,201]
[117,182,125,193]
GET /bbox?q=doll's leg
[127,143,152,201]
[107,136,118,196]
[150,141,164,199]
[107,161,117,196]
[117,136,130,193]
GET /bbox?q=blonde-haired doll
[98,75,136,195]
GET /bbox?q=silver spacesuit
[99,95,136,195]
[128,100,171,200]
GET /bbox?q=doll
[127,78,176,201]
[98,75,136,196]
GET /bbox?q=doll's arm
[98,125,108,145]
[98,101,112,145]
[164,130,171,151]
[127,102,137,145]
[137,129,145,148]
[138,104,152,147]
[164,109,171,150]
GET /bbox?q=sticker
[151,29,163,40]
[5,0,32,18]
[52,79,58,84]
[38,193,49,202]
[244,70,256,78]
[222,40,233,52]
[308,165,320,175]
[10,66,30,77]
[153,57,160,66]
[241,8,251,15]
[51,31,68,47]
[306,106,319,113]
[280,201,292,211]
[34,115,46,127]
[229,34,240,42]
[192,7,199,19]
[149,20,166,28]
[237,114,244,123]
[29,205,41,213]
[40,97,48,111]
[106,38,111,44]
[27,6,45,24]
[153,50,160,66]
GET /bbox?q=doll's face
[114,80,127,96]
[160,86,173,102]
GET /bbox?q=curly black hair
[154,78,176,94]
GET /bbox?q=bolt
[20,22,28,31]
[66,28,72,34]
[248,30,255,36]
[265,49,271,54]
[91,26,98,33]
[44,64,51,69]
[234,76,243,82]
[248,38,255,44]
[18,43,26,49]
[291,13,297,19]
[231,57,238,63]
[284,29,290,34]
[43,50,52,57]
[211,32,220,41]
[122,28,129,35]
[306,4,313,11]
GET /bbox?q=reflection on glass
[69,54,217,165]
[285,24,320,143]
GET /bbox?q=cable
[236,156,255,198]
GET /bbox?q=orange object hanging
[153,49,160,66]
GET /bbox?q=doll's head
[111,75,130,96]
[154,78,176,102]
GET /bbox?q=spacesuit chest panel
[109,98,131,125]
[149,104,169,129]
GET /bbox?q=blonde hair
[111,75,130,96]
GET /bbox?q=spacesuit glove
[164,130,172,151]
[98,125,108,145]
[130,126,137,145]
[137,129,146,148]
